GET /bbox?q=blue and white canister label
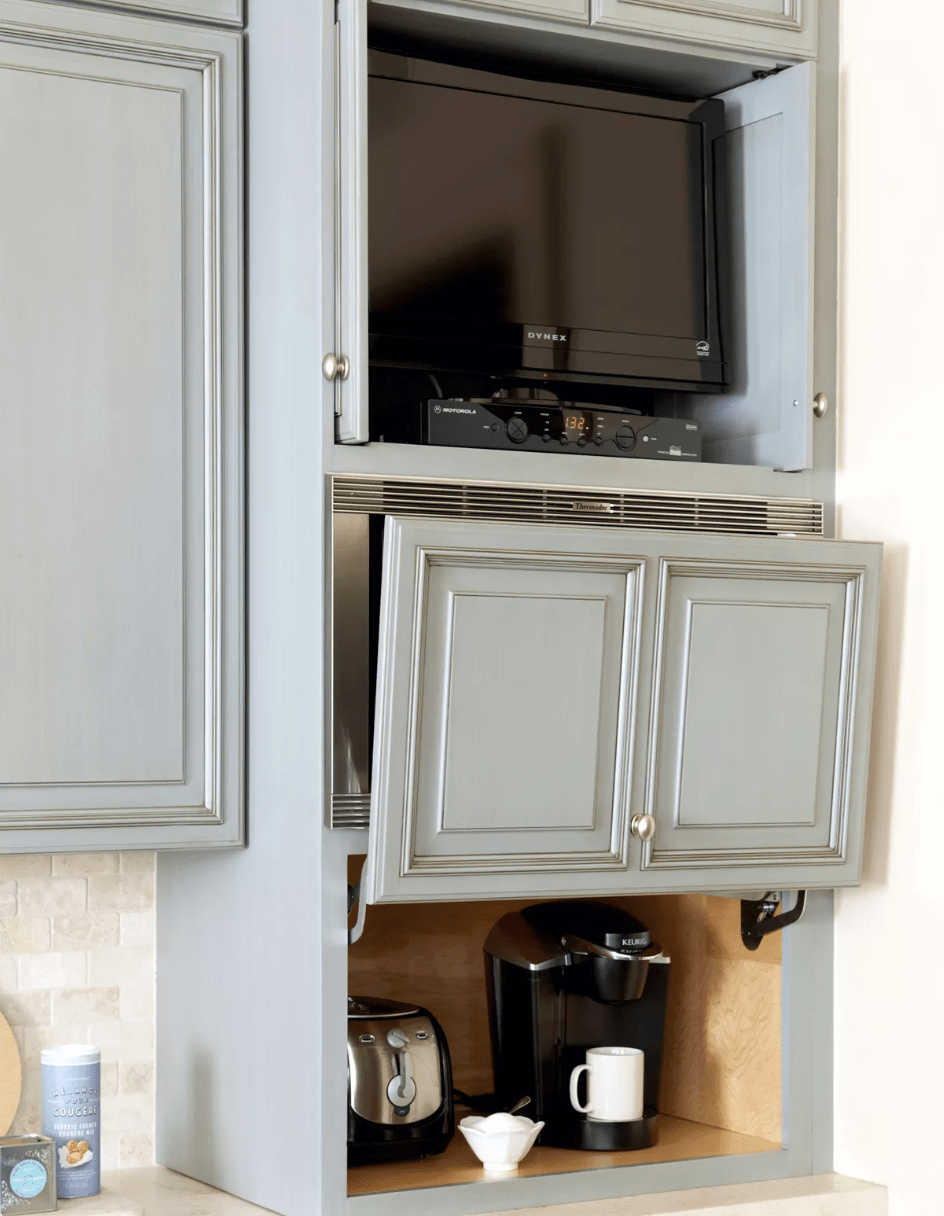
[41,1049,101,1199]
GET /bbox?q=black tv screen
[368,54,726,392]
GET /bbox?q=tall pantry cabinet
[163,2,858,1215]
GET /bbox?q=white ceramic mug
[569,1046,644,1122]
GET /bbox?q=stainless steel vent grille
[332,476,824,537]
[331,793,370,831]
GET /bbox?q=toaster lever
[386,1048,417,1106]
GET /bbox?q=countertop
[83,1168,886,1216]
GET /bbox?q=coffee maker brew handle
[569,1064,593,1114]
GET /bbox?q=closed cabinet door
[69,0,243,23]
[590,0,817,58]
[365,517,646,903]
[632,533,881,891]
[442,0,590,23]
[0,2,243,850]
[365,519,880,903]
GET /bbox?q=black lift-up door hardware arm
[740,891,807,951]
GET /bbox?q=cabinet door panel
[0,4,243,848]
[366,518,644,902]
[590,0,817,58]
[437,0,590,24]
[366,521,880,901]
[681,65,814,471]
[639,536,881,886]
[334,0,369,442]
[63,0,243,24]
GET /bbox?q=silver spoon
[507,1095,531,1115]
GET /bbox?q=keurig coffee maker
[484,902,670,1151]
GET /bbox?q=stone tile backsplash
[0,853,155,1170]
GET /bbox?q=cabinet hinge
[740,890,806,951]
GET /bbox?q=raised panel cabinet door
[365,517,646,903]
[590,0,817,58]
[334,0,369,442]
[0,2,243,849]
[681,64,814,471]
[48,0,243,24]
[432,0,590,24]
[636,533,881,891]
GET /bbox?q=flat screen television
[368,53,727,393]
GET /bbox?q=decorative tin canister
[0,1134,57,1213]
[41,1045,100,1199]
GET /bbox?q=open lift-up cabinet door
[363,516,881,904]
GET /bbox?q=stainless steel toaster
[347,995,454,1164]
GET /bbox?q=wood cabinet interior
[347,862,782,1195]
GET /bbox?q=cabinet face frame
[0,0,244,850]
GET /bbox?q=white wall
[835,2,944,1212]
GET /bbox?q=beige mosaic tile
[0,853,155,1164]
[18,878,87,917]
[89,875,155,913]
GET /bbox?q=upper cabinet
[52,0,244,24]
[364,516,880,903]
[440,0,590,23]
[589,0,818,58]
[0,1,243,851]
[334,0,826,475]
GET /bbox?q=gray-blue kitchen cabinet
[0,0,244,850]
[365,516,880,903]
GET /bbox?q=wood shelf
[347,1113,780,1197]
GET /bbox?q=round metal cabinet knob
[322,352,350,382]
[812,392,828,418]
[631,814,656,842]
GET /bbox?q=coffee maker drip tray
[570,1107,659,1152]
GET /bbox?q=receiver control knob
[614,425,636,451]
[506,416,529,444]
